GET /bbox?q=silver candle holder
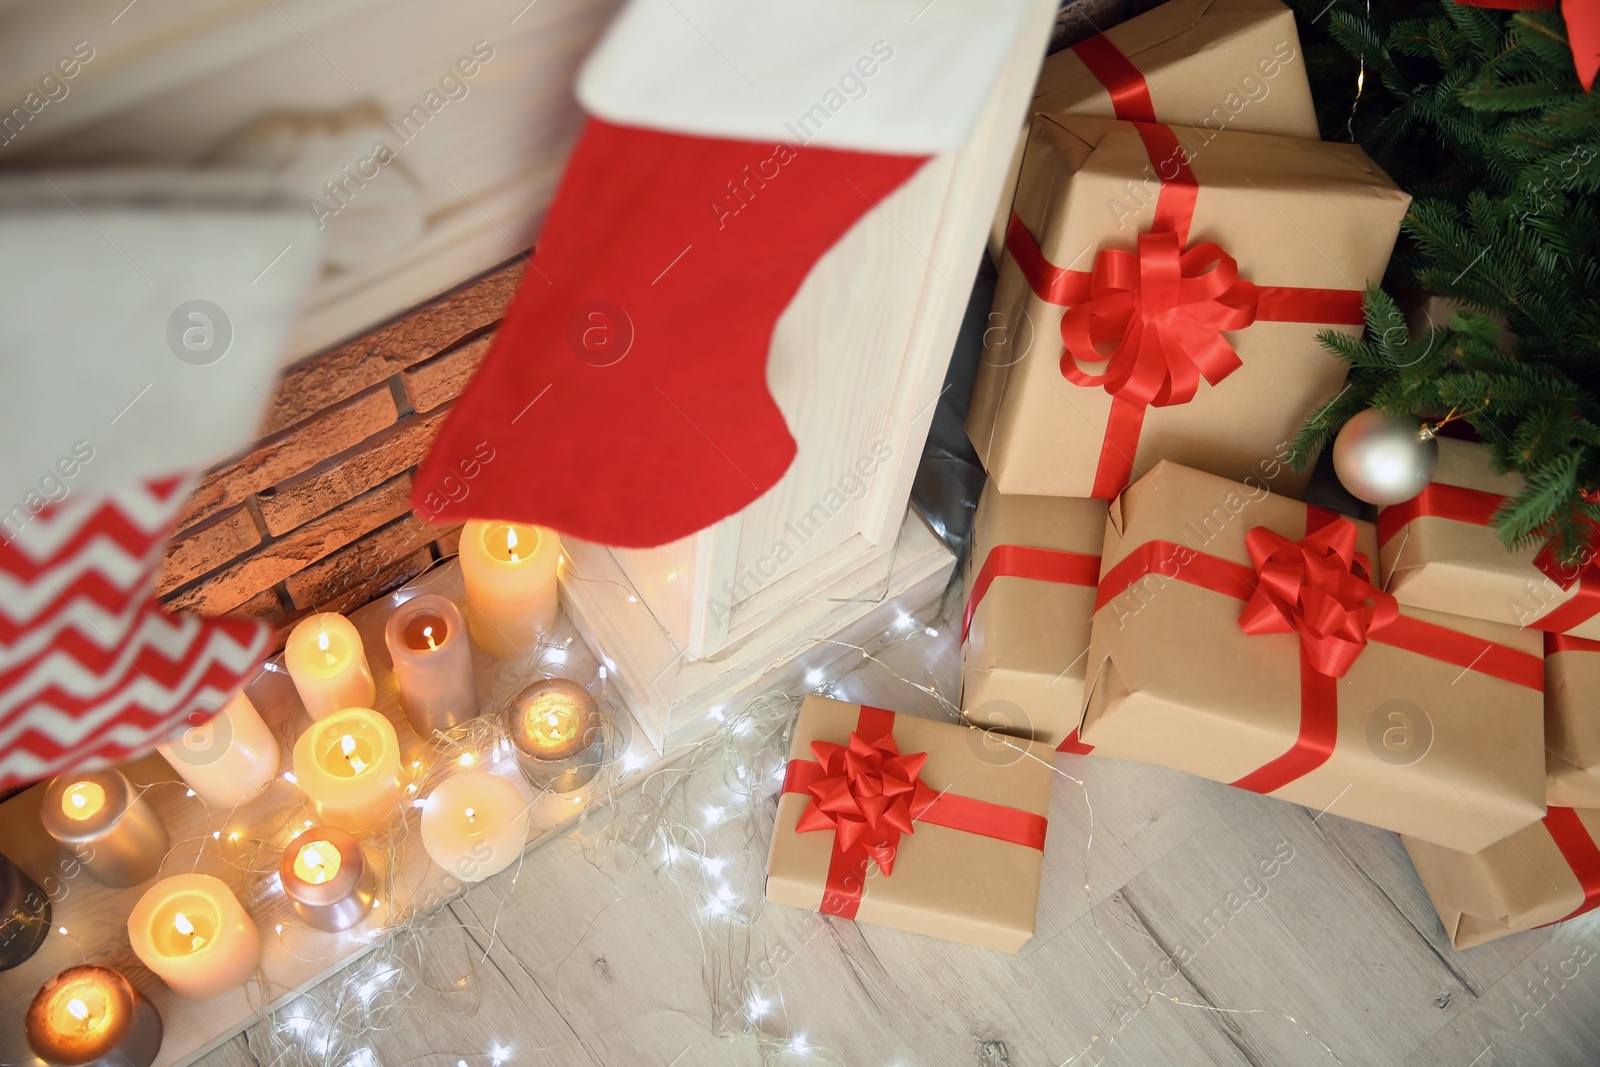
[503,678,606,793]
[0,853,51,971]
[279,825,376,933]
[39,768,168,888]
[26,964,163,1067]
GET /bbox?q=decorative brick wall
[155,256,526,648]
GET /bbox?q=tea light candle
[458,519,560,659]
[0,853,51,971]
[127,873,260,1000]
[285,613,376,721]
[156,688,280,809]
[504,678,605,792]
[419,770,530,883]
[291,707,404,832]
[40,769,168,887]
[384,594,477,738]
[25,965,163,1067]
[279,826,376,932]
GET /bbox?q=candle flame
[546,713,560,729]
[71,792,86,809]
[174,912,195,936]
[464,807,476,822]
[67,999,88,1022]
[505,526,520,562]
[341,734,356,756]
[340,733,368,773]
[317,629,336,666]
[423,625,437,651]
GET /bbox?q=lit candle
[0,853,51,971]
[127,873,260,1000]
[156,689,280,809]
[40,769,168,888]
[291,707,404,832]
[25,964,163,1067]
[285,613,376,721]
[419,770,530,883]
[384,594,478,738]
[278,825,376,932]
[458,519,560,659]
[503,678,605,792]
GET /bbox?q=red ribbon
[781,704,1048,919]
[1541,807,1600,925]
[1376,482,1503,546]
[1005,33,1364,497]
[962,543,1101,643]
[1546,630,1600,655]
[1092,516,1542,794]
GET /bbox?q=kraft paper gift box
[1377,436,1600,639]
[990,0,1319,258]
[968,113,1409,500]
[765,695,1054,952]
[961,480,1105,749]
[1403,808,1600,949]
[1080,461,1546,853]
[1546,633,1600,807]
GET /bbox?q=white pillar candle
[291,708,404,832]
[384,594,477,738]
[285,613,376,721]
[39,769,168,888]
[127,873,260,1000]
[419,770,530,884]
[157,689,280,809]
[458,520,560,659]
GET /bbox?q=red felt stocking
[414,118,927,547]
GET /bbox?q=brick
[256,405,452,536]
[156,506,262,595]
[262,260,523,433]
[228,588,290,627]
[401,332,493,413]
[433,524,464,558]
[176,387,398,531]
[161,474,416,615]
[283,513,444,609]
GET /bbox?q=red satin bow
[1239,521,1398,678]
[793,730,936,876]
[1058,232,1256,408]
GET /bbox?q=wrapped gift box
[960,481,1106,749]
[1547,633,1600,808]
[765,695,1054,952]
[1404,808,1600,949]
[969,114,1408,500]
[1081,461,1546,852]
[1377,436,1600,639]
[991,0,1319,257]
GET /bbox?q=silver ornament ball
[1331,408,1439,506]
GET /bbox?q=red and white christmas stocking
[0,176,322,788]
[415,0,1038,547]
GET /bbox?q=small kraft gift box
[968,113,1410,501]
[1080,461,1546,852]
[765,695,1055,952]
[1546,633,1600,808]
[1403,808,1600,949]
[990,0,1319,257]
[961,480,1106,749]
[1378,435,1600,639]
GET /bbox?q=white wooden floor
[160,594,1600,1067]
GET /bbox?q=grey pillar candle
[26,964,163,1067]
[504,678,606,793]
[39,769,168,888]
[385,594,478,738]
[0,853,51,971]
[279,825,376,932]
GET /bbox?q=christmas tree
[1283,0,1600,560]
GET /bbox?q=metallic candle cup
[26,964,163,1067]
[278,826,376,933]
[384,594,478,738]
[0,853,51,971]
[40,769,168,888]
[504,678,605,793]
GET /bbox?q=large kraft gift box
[1403,808,1600,949]
[1378,436,1600,639]
[989,0,1318,258]
[1080,461,1546,852]
[765,695,1054,952]
[961,480,1106,749]
[969,114,1409,501]
[1546,633,1600,807]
